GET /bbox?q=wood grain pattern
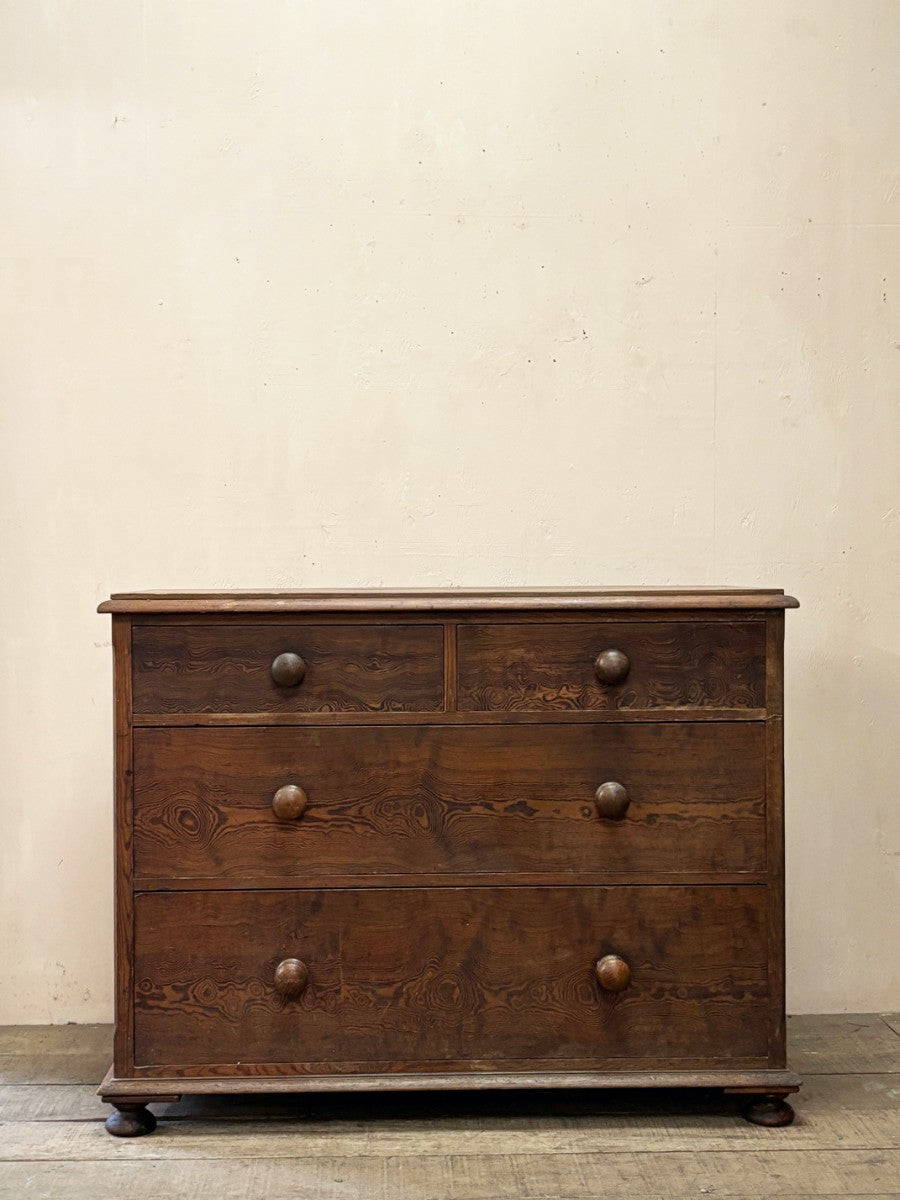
[100,587,797,1125]
[132,723,767,883]
[101,1064,801,1094]
[132,886,770,1070]
[111,615,134,1077]
[457,622,767,712]
[2,1153,890,1200]
[132,871,769,891]
[128,1054,776,1079]
[13,1019,900,1200]
[766,611,787,1066]
[98,586,800,613]
[130,707,768,727]
[132,623,444,714]
[443,622,458,711]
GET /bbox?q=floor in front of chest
[0,1014,898,1200]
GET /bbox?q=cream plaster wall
[1,2,897,1021]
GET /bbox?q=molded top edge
[98,587,799,613]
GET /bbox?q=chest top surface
[98,587,799,614]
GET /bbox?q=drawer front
[133,723,767,883]
[132,623,444,714]
[457,621,766,712]
[133,886,769,1070]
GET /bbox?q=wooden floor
[0,1015,898,1199]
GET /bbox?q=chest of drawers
[97,588,800,1135]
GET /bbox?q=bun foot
[105,1103,157,1137]
[742,1094,795,1127]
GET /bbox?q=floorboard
[787,1014,900,1074]
[0,1150,896,1200]
[0,1015,897,1199]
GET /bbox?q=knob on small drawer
[274,958,309,997]
[271,652,306,686]
[595,781,630,819]
[595,954,631,992]
[272,784,308,821]
[594,649,630,685]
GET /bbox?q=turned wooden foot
[105,1102,157,1137]
[742,1094,795,1127]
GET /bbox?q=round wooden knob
[595,954,631,992]
[271,652,306,687]
[272,784,308,821]
[595,781,630,820]
[594,649,630,685]
[274,958,309,997]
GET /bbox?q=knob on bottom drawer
[595,954,631,992]
[274,958,309,997]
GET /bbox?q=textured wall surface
[1,1,897,1020]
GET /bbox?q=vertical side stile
[112,615,134,1074]
[765,610,787,1066]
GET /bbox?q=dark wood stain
[132,623,444,714]
[133,886,770,1069]
[133,723,767,882]
[457,622,766,712]
[131,707,768,727]
[98,586,800,614]
[99,587,798,1131]
[111,615,134,1077]
[102,1062,801,1090]
[766,611,787,1066]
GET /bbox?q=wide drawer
[131,622,444,714]
[132,723,767,883]
[457,621,766,712]
[133,886,770,1070]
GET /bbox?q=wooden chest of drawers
[97,588,800,1135]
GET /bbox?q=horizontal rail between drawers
[132,877,770,891]
[131,709,769,726]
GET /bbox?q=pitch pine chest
[97,588,800,1134]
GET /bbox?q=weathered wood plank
[0,1026,112,1086]
[788,1015,900,1074]
[0,1055,111,1087]
[5,1071,898,1138]
[1,1014,895,1088]
[0,1152,894,1200]
[0,1025,111,1057]
[0,1086,101,1121]
[2,1073,899,1156]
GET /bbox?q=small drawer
[457,621,767,713]
[133,723,767,883]
[133,885,770,1070]
[131,622,444,714]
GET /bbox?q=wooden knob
[595,781,630,819]
[271,652,306,687]
[272,784,308,821]
[274,958,309,997]
[594,649,630,685]
[595,954,631,992]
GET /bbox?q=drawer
[133,885,770,1070]
[457,621,767,712]
[131,622,444,714]
[133,724,766,883]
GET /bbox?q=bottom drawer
[133,886,770,1072]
